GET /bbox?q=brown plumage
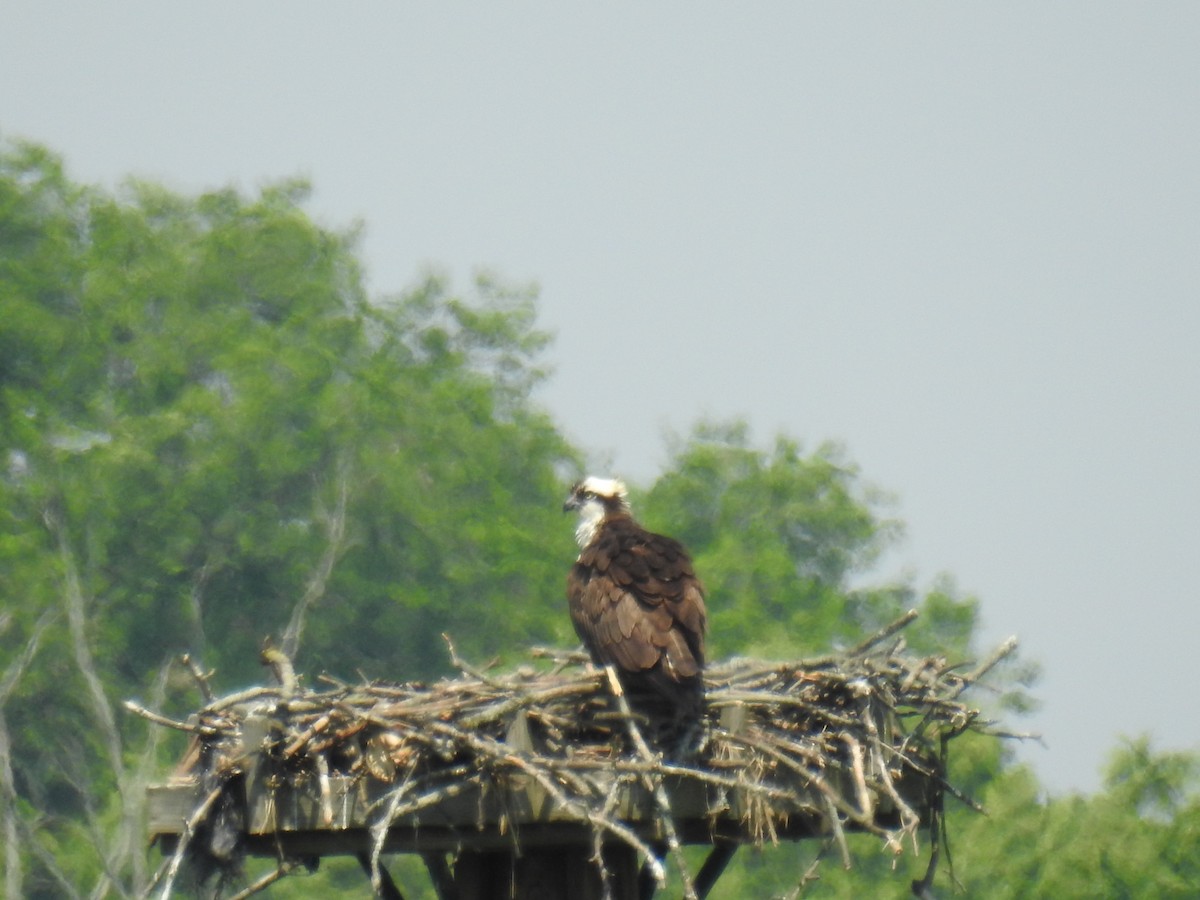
[563,477,707,754]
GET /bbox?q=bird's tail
[622,670,706,760]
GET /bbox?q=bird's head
[564,476,630,547]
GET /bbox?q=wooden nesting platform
[140,612,1018,898]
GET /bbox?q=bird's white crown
[568,476,630,548]
[578,476,627,500]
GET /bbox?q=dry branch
[0,605,59,899]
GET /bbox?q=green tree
[0,140,576,896]
[946,738,1200,898]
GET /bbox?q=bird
[563,476,708,755]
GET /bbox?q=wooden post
[453,843,639,900]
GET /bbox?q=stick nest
[139,611,1021,897]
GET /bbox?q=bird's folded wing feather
[569,523,707,676]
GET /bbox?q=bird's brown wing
[568,515,707,680]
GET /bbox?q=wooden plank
[148,772,906,855]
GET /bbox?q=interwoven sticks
[138,612,1021,898]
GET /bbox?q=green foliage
[641,420,981,662]
[696,738,1200,899]
[0,140,576,896]
[946,738,1200,898]
[1,141,576,685]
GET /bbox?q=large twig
[123,701,217,736]
[848,609,920,657]
[955,635,1019,696]
[180,653,215,704]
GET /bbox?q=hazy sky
[3,4,1197,794]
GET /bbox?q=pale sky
[3,3,1197,794]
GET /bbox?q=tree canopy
[1,141,579,896]
[0,140,1195,898]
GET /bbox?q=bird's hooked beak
[562,493,581,513]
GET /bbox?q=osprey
[563,477,708,754]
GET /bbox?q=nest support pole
[454,843,639,900]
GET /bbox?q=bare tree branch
[0,606,58,707]
[123,701,217,736]
[152,783,226,900]
[179,654,215,704]
[0,604,60,899]
[120,661,174,894]
[186,559,213,657]
[45,511,124,777]
[225,862,301,900]
[281,460,351,660]
[17,812,85,900]
[43,514,177,897]
[0,712,22,900]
